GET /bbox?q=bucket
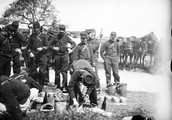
[54,102,67,113]
[107,84,116,96]
[117,83,127,97]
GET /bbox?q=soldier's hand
[43,46,48,49]
[21,46,27,50]
[83,94,89,103]
[30,52,34,57]
[37,47,43,51]
[0,103,6,112]
[73,98,79,108]
[53,47,59,51]
[15,48,22,54]
[68,48,72,53]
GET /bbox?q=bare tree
[0,0,60,28]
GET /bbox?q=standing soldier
[5,21,27,75]
[86,29,101,93]
[27,21,49,86]
[49,24,76,91]
[71,31,94,66]
[100,32,120,88]
[0,29,12,77]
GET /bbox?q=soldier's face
[81,36,87,44]
[110,32,116,42]
[89,32,96,40]
[33,27,40,34]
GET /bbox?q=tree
[1,0,60,28]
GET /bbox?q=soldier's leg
[0,56,11,77]
[28,57,38,81]
[104,58,112,87]
[38,55,48,87]
[12,52,21,74]
[93,58,100,91]
[54,56,61,88]
[60,54,69,91]
[89,87,98,106]
[112,59,120,83]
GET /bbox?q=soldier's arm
[67,70,81,99]
[71,45,80,63]
[15,31,28,47]
[48,34,56,47]
[100,42,106,60]
[67,35,76,49]
[89,45,94,66]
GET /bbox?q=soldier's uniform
[71,31,94,66]
[27,21,49,86]
[67,59,98,106]
[100,32,120,87]
[49,25,76,90]
[5,21,27,75]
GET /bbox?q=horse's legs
[149,54,153,70]
[142,54,146,67]
[123,53,128,70]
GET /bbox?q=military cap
[82,71,93,85]
[59,24,66,31]
[11,21,19,29]
[33,21,41,28]
[80,31,88,37]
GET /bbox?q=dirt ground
[49,66,171,120]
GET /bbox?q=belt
[55,52,68,56]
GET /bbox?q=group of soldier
[0,20,121,120]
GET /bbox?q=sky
[0,0,171,39]
[51,0,171,40]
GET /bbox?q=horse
[119,37,134,70]
[139,32,160,70]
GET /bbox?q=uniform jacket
[49,33,76,55]
[87,38,100,59]
[71,42,94,65]
[100,40,120,60]
[10,31,27,50]
[28,33,49,55]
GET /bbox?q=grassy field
[23,89,158,120]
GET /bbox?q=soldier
[67,59,98,107]
[100,31,120,88]
[49,24,76,91]
[0,29,11,77]
[5,21,27,75]
[71,31,94,66]
[27,21,49,87]
[86,29,101,93]
[0,75,30,120]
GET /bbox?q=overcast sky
[0,0,171,39]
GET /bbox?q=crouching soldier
[67,59,98,108]
[0,75,31,120]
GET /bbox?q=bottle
[101,96,106,110]
[43,92,48,104]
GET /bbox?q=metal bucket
[117,83,127,97]
[107,84,116,96]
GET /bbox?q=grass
[23,90,158,120]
